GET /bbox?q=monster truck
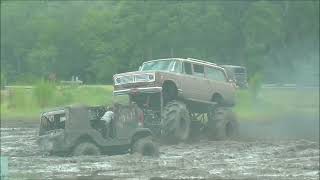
[113,58,239,143]
[37,104,158,156]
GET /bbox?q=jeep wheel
[206,106,238,140]
[73,142,101,156]
[161,100,191,143]
[132,137,159,156]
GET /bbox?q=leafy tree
[1,1,318,84]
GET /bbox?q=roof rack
[143,58,181,63]
[186,58,217,66]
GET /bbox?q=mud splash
[1,127,319,180]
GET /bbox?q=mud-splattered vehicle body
[113,58,238,142]
[37,104,158,156]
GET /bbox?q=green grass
[235,88,319,121]
[1,85,114,120]
[1,85,318,122]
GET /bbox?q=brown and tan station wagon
[113,58,238,143]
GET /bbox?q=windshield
[140,60,175,71]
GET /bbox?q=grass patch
[235,88,319,121]
[1,85,318,123]
[1,85,114,120]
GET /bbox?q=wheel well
[162,80,178,102]
[162,80,177,94]
[211,93,223,104]
[131,131,152,146]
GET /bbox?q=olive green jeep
[37,104,158,156]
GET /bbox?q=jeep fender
[66,129,106,148]
[131,128,153,145]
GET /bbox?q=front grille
[114,73,155,85]
[135,74,150,82]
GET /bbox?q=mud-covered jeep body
[113,58,238,142]
[37,104,158,156]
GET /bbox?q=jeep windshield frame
[140,59,176,72]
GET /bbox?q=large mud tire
[206,106,238,140]
[132,137,159,156]
[161,101,191,143]
[163,83,177,104]
[73,142,101,156]
[188,121,202,142]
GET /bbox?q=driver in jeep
[100,106,114,137]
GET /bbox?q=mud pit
[1,120,319,180]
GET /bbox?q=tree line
[1,1,319,84]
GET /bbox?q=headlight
[148,74,154,80]
[115,77,121,84]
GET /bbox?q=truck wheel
[161,100,191,143]
[206,106,238,140]
[132,137,159,156]
[224,110,239,138]
[188,121,202,142]
[163,83,177,104]
[73,142,101,156]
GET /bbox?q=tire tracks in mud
[1,126,319,180]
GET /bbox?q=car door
[181,62,210,101]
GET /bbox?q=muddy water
[1,127,319,180]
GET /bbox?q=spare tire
[206,106,238,140]
[161,100,191,143]
[132,136,159,156]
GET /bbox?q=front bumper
[113,87,162,95]
[37,130,67,154]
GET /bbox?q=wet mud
[1,120,319,180]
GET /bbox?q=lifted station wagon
[113,58,238,143]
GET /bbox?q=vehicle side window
[193,64,204,77]
[217,70,227,82]
[206,67,227,82]
[183,62,192,75]
[173,61,182,73]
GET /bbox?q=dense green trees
[1,1,319,84]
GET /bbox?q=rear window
[193,64,204,77]
[234,67,246,73]
[193,64,204,73]
[206,67,227,82]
